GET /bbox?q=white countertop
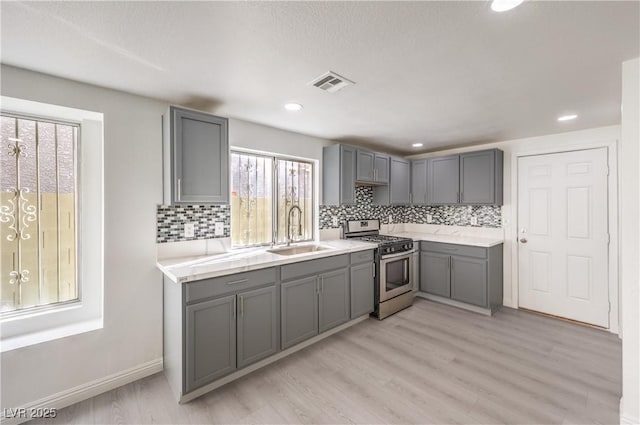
[157,239,377,284]
[396,231,503,247]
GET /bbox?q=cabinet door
[237,286,278,368]
[374,154,390,184]
[451,256,487,307]
[350,263,374,318]
[173,107,229,204]
[185,295,236,392]
[412,252,420,292]
[460,150,502,204]
[281,276,319,349]
[389,157,410,204]
[319,268,350,332]
[411,159,428,204]
[420,252,451,297]
[340,145,356,204]
[427,155,459,204]
[356,150,375,182]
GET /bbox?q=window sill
[1,317,103,353]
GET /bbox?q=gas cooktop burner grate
[355,235,412,244]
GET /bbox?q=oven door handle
[380,250,415,261]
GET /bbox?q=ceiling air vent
[308,71,355,93]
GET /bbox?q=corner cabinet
[459,149,503,205]
[410,159,428,204]
[427,154,460,204]
[419,241,503,313]
[163,106,229,204]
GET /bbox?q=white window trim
[0,96,104,352]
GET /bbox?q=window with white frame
[1,114,79,314]
[230,151,314,247]
[0,97,103,352]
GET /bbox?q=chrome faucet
[286,205,303,246]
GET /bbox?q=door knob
[520,238,528,243]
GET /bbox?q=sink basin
[267,245,332,256]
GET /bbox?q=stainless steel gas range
[343,219,414,319]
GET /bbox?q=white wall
[0,65,333,412]
[408,124,621,331]
[620,57,639,425]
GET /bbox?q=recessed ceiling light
[412,143,424,148]
[284,103,303,111]
[491,0,524,12]
[557,114,578,121]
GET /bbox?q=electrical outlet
[214,222,224,236]
[332,216,339,227]
[426,214,433,223]
[184,223,195,238]
[388,215,393,224]
[471,216,478,226]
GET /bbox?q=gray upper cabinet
[356,149,389,184]
[372,156,410,205]
[185,294,236,393]
[163,106,229,204]
[350,262,374,318]
[459,149,504,205]
[411,159,428,204]
[318,268,350,332]
[322,144,356,205]
[281,276,319,349]
[427,155,460,204]
[237,286,278,368]
[356,149,375,182]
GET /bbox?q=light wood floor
[31,299,622,425]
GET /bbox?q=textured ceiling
[1,1,638,154]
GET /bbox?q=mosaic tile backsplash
[157,187,501,243]
[319,186,501,229]
[157,204,230,243]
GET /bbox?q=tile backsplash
[157,204,230,243]
[319,186,501,230]
[157,187,501,243]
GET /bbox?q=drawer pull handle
[227,278,248,285]
[443,248,459,252]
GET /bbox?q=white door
[518,148,609,327]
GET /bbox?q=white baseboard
[1,358,163,425]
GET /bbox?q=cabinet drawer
[350,250,374,264]
[281,254,349,281]
[186,268,276,303]
[420,241,487,259]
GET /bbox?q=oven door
[379,251,414,302]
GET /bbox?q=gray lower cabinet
[281,276,319,349]
[420,252,451,297]
[450,256,487,307]
[163,106,229,204]
[319,268,350,332]
[350,262,374,318]
[322,144,356,205]
[412,251,420,292]
[185,295,236,393]
[419,241,503,312]
[237,286,278,368]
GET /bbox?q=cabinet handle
[456,192,460,203]
[239,296,244,317]
[177,178,182,200]
[409,193,413,203]
[443,247,459,252]
[226,278,248,285]
[232,297,236,320]
[320,277,324,293]
[449,257,451,268]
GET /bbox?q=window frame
[0,112,82,318]
[230,148,315,248]
[0,96,104,353]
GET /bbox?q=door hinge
[605,167,610,176]
[608,301,611,313]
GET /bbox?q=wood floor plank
[26,298,621,425]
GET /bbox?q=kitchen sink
[267,245,332,256]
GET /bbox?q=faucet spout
[286,205,303,247]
